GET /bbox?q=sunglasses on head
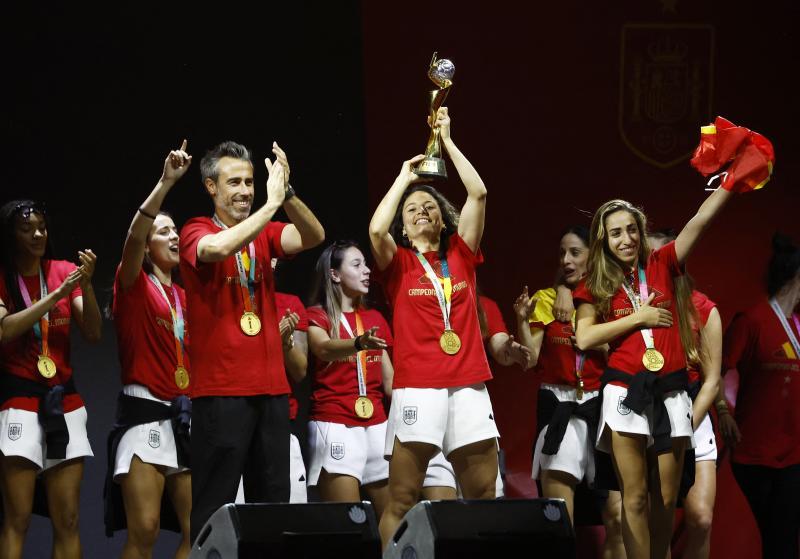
[13,202,47,221]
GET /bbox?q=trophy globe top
[428,58,455,89]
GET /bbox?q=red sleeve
[451,233,484,268]
[572,279,594,307]
[692,290,716,326]
[264,221,288,260]
[723,311,756,371]
[179,218,213,270]
[480,296,508,337]
[112,265,147,317]
[306,306,331,332]
[652,240,682,277]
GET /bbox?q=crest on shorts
[331,442,345,460]
[617,396,632,416]
[7,423,22,441]
[402,406,418,425]
[148,429,161,448]
[619,23,714,168]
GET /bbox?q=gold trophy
[415,53,455,179]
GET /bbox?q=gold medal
[37,355,57,379]
[174,366,190,390]
[576,379,584,400]
[240,311,262,336]
[439,329,461,355]
[642,348,665,372]
[354,396,374,419]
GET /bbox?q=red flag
[690,116,775,193]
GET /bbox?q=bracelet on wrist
[353,335,364,352]
[283,183,296,202]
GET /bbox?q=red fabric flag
[690,116,775,193]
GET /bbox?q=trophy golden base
[415,157,448,179]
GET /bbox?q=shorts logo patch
[403,406,418,425]
[7,423,22,441]
[148,429,161,448]
[331,442,345,460]
[617,396,632,416]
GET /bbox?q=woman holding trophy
[369,77,500,543]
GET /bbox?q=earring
[442,224,447,231]
[402,228,408,238]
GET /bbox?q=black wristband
[284,183,296,202]
[138,207,157,220]
[353,334,364,352]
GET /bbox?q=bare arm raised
[437,108,487,253]
[368,155,425,271]
[119,140,191,290]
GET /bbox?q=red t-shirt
[112,267,191,400]
[377,234,491,389]
[275,292,307,421]
[573,241,686,377]
[479,295,507,340]
[686,290,717,384]
[179,217,290,397]
[723,298,800,468]
[307,306,392,426]
[529,287,605,391]
[0,260,84,412]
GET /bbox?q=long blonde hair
[650,230,702,368]
[586,199,651,319]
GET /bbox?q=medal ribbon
[413,251,453,332]
[621,265,657,352]
[768,298,800,359]
[212,215,257,315]
[340,311,368,398]
[148,274,185,370]
[571,314,586,387]
[18,268,51,360]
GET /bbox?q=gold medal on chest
[240,311,262,336]
[642,348,665,372]
[354,396,374,419]
[439,329,461,355]
[174,366,190,390]
[37,355,57,379]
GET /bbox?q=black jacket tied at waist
[0,373,77,459]
[104,392,191,537]
[601,368,689,454]
[537,388,600,456]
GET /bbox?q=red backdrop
[362,1,798,557]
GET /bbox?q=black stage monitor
[383,499,575,558]
[189,502,381,559]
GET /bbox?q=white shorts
[424,450,456,489]
[597,383,695,453]
[235,433,307,504]
[308,420,389,486]
[532,384,600,485]
[0,406,93,471]
[693,413,718,462]
[384,383,499,458]
[113,385,189,480]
